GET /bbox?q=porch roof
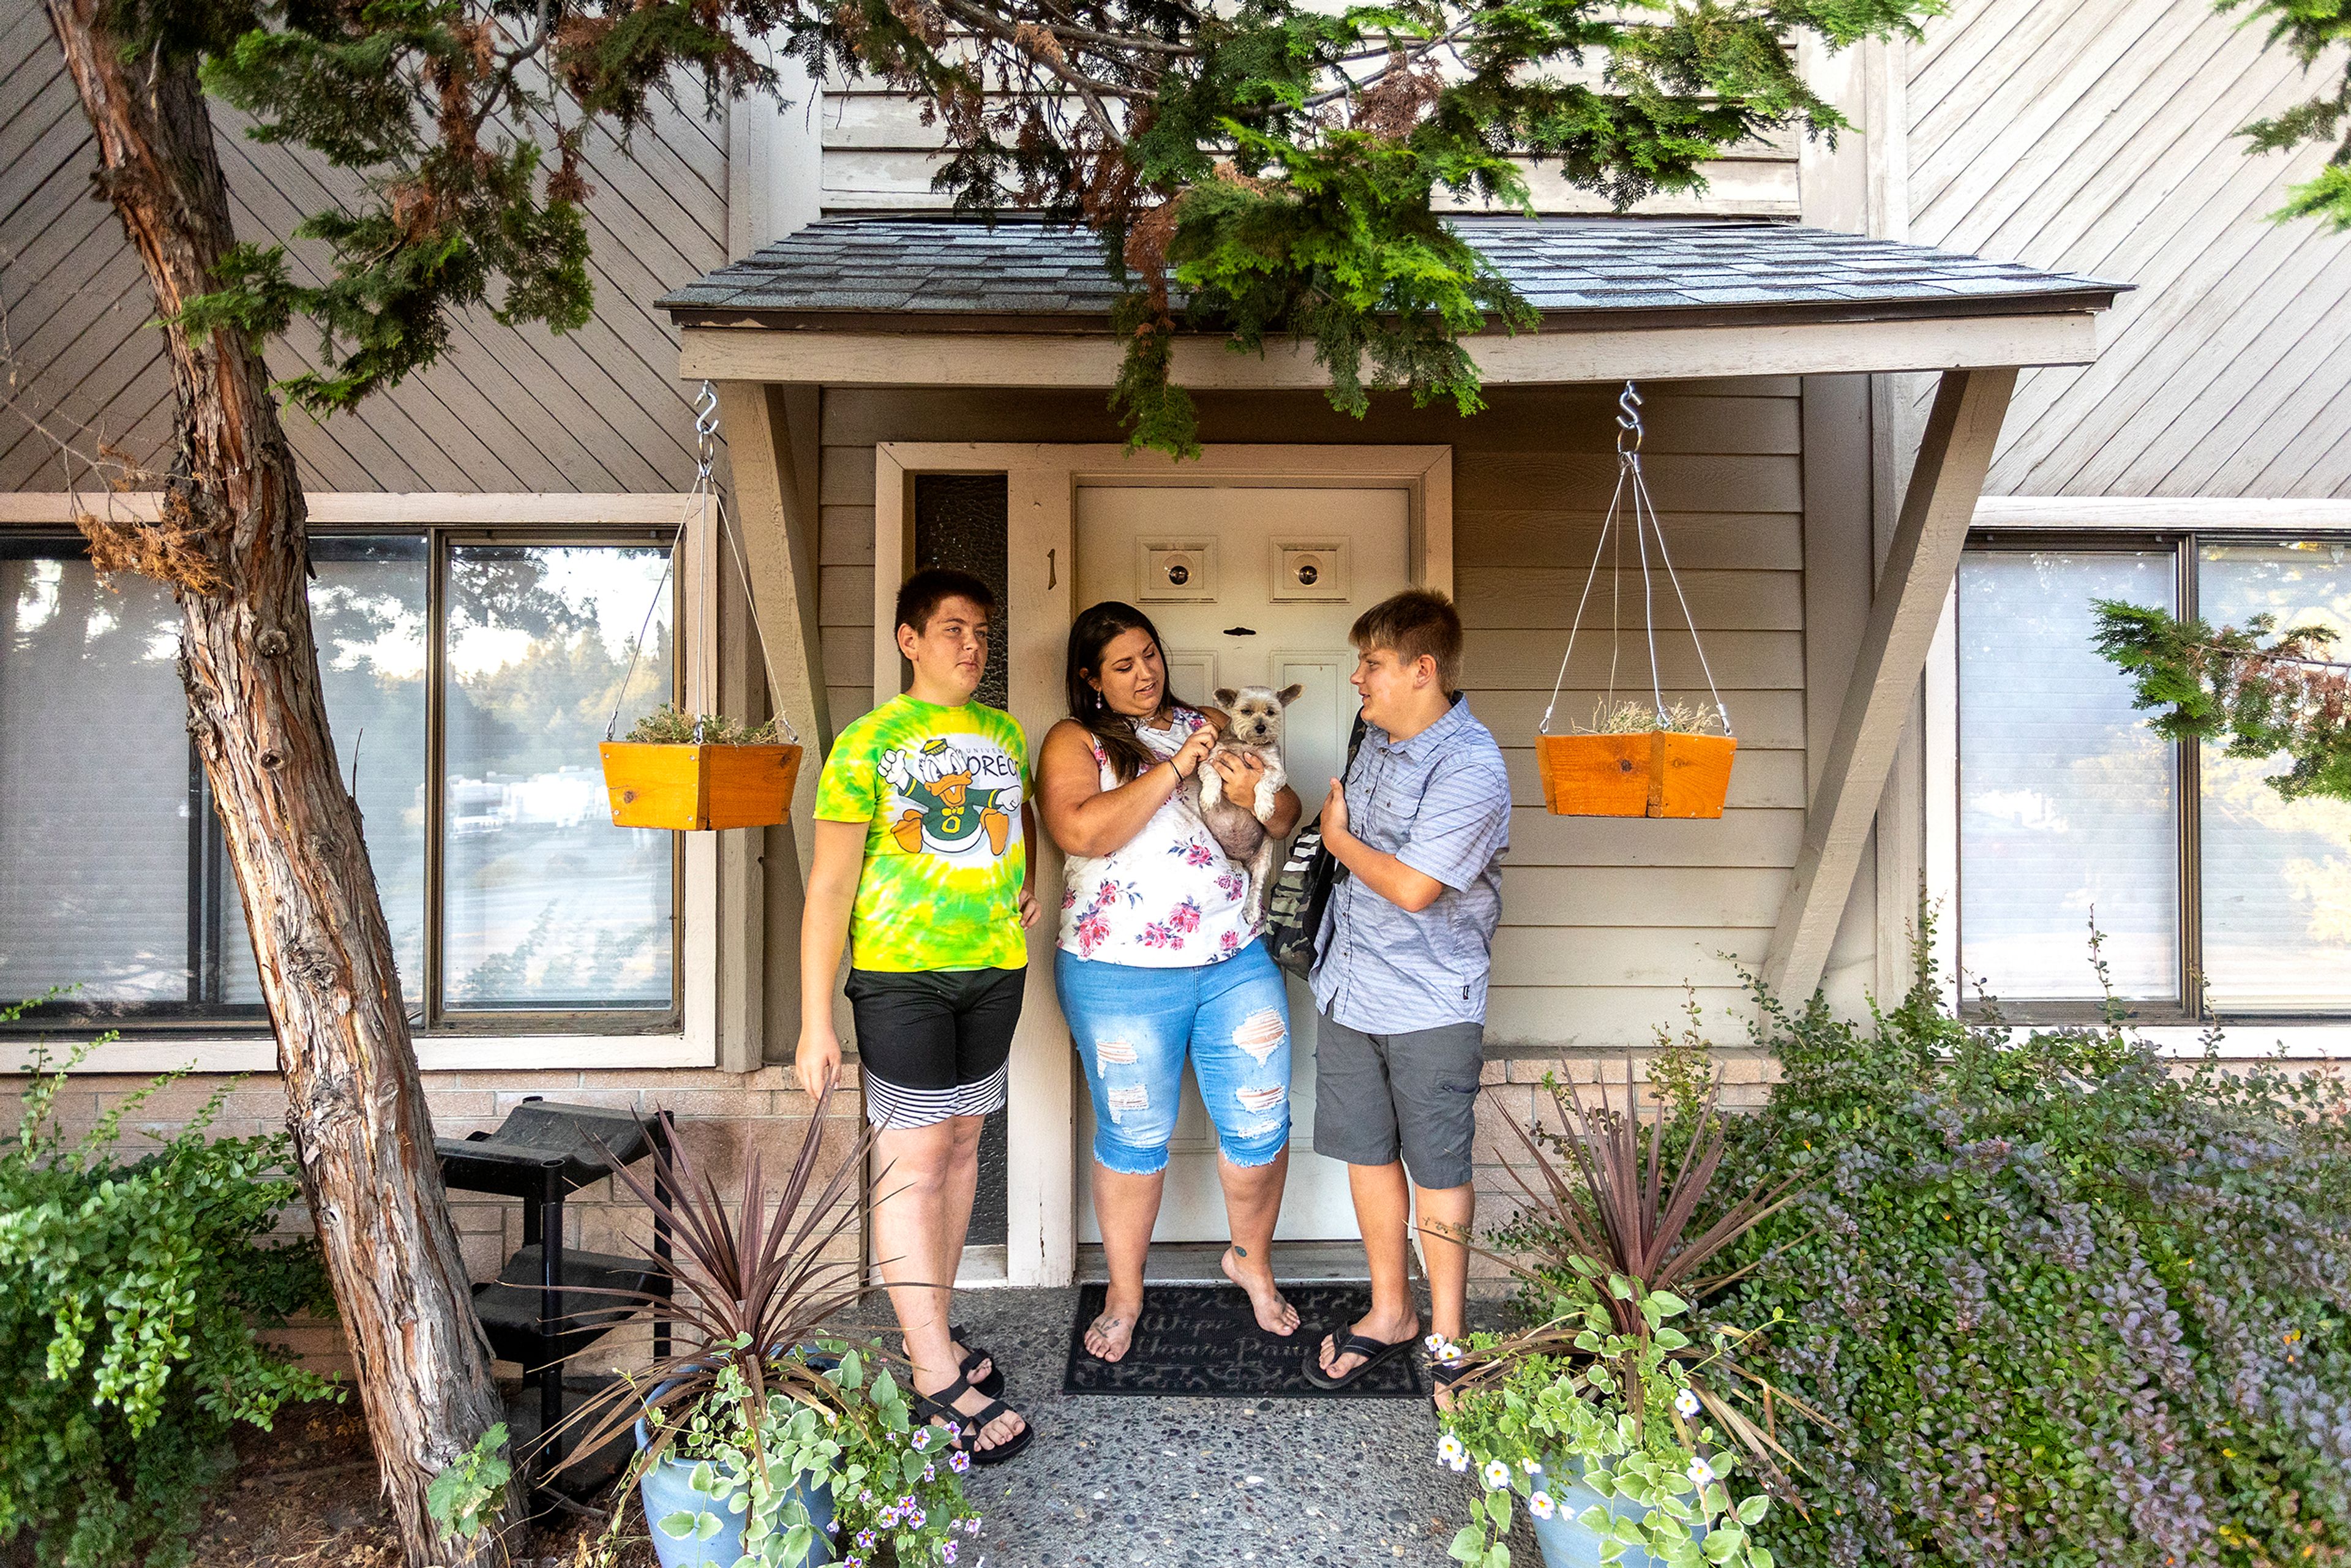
[664,214,2122,386]
[662,214,2123,334]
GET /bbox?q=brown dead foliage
[77,489,228,596]
[1352,47,1443,140]
[1012,20,1067,64]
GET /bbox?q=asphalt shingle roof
[660,215,2125,331]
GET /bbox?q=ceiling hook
[1616,380,1643,455]
[692,380,721,486]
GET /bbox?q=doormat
[1060,1281,1425,1398]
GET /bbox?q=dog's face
[1213,683,1304,748]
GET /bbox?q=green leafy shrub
[0,1000,339,1568]
[1708,937,2351,1567]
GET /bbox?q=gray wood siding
[817,73,1798,218]
[820,381,1813,1047]
[1907,0,2351,498]
[1,20,724,495]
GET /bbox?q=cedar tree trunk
[42,4,519,1562]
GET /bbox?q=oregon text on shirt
[1310,694,1512,1032]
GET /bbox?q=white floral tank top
[1057,707,1261,967]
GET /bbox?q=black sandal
[913,1374,1032,1466]
[1428,1354,1474,1411]
[1302,1329,1414,1391]
[951,1322,1004,1400]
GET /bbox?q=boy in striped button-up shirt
[1301,590,1512,1398]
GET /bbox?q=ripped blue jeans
[1056,940,1292,1176]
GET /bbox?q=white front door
[1072,484,1412,1242]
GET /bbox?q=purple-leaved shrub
[1709,928,2351,1567]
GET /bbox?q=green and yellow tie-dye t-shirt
[814,694,1030,972]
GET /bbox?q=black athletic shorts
[845,966,1026,1130]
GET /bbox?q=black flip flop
[913,1373,1033,1466]
[951,1321,1004,1399]
[1302,1329,1414,1390]
[1427,1354,1474,1411]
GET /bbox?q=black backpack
[1264,713,1367,980]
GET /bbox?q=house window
[1958,534,2351,1019]
[0,528,678,1032]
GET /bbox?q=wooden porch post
[711,380,831,1071]
[1763,366,2016,1000]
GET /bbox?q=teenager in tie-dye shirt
[798,568,1037,1465]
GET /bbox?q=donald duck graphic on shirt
[880,736,1016,861]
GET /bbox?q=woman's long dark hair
[1067,601,1191,784]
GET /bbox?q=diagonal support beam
[709,381,830,1072]
[1764,366,2016,1000]
[714,379,833,866]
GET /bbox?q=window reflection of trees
[2200,545,2351,1010]
[443,545,674,1012]
[1960,551,2181,1003]
[0,534,678,1024]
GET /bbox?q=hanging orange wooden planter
[599,742,803,831]
[1535,382,1739,819]
[594,384,808,833]
[1536,732,1737,819]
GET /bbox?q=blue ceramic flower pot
[1528,1466,1675,1568]
[635,1384,837,1568]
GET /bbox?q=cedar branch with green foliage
[2218,0,2351,229]
[2091,597,2351,802]
[173,0,1949,456]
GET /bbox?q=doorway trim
[872,443,1453,1287]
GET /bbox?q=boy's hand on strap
[1322,777,1445,914]
[1322,776,1348,838]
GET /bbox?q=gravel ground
[913,1286,1540,1568]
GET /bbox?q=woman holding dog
[1037,601,1304,1360]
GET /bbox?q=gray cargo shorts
[1310,1011,1484,1190]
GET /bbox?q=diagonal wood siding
[1908,0,2351,498]
[1,21,726,494]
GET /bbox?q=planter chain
[602,381,802,747]
[1538,381,1734,738]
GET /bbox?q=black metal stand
[435,1099,676,1501]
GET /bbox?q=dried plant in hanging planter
[1580,699,1727,736]
[1536,383,1739,820]
[622,702,795,747]
[2091,599,2351,802]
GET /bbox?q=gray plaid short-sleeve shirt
[1310,695,1512,1032]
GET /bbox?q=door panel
[1072,485,1412,1242]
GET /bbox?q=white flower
[1483,1460,1512,1491]
[1520,1457,1543,1476]
[1448,1452,1471,1474]
[911,1428,932,1451]
[1687,1455,1717,1489]
[1437,1433,1467,1466]
[1528,1490,1556,1521]
[1425,1334,1448,1354]
[1674,1388,1701,1418]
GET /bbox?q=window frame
[1954,519,2351,1027]
[1,510,691,1043]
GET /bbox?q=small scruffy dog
[1193,683,1303,925]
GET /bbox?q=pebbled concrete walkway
[891,1286,1541,1568]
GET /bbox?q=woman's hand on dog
[1210,750,1266,791]
[1171,724,1218,780]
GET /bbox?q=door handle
[1224,626,1256,636]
